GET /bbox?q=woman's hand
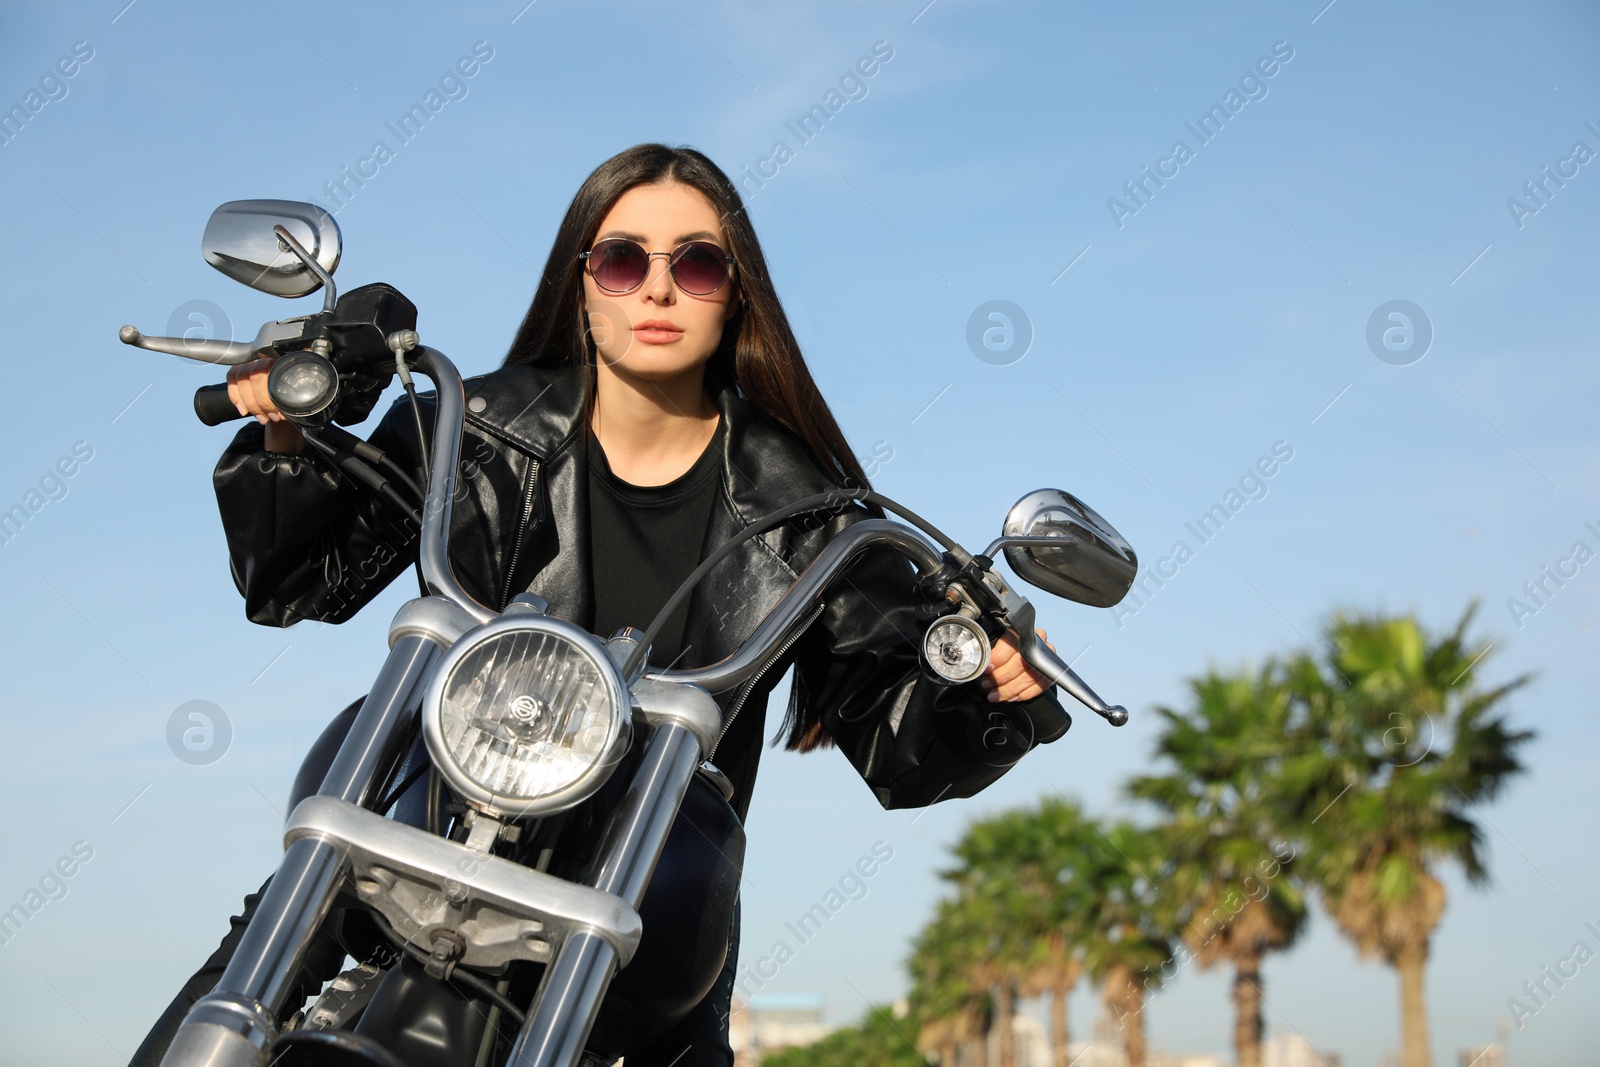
[227,355,304,454]
[981,628,1055,703]
[227,356,282,422]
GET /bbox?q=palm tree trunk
[995,983,1017,1067]
[1396,945,1431,1067]
[1124,985,1147,1067]
[1233,951,1264,1067]
[1102,968,1147,1067]
[1049,985,1071,1067]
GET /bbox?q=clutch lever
[118,317,311,366]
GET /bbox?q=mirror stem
[274,224,339,313]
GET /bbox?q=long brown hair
[504,143,866,751]
[502,142,868,492]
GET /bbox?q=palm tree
[762,1003,928,1067]
[1076,820,1173,1067]
[945,799,1097,1067]
[1021,929,1082,1067]
[1282,602,1533,1067]
[909,895,992,1067]
[1127,660,1310,1067]
[944,855,1032,1067]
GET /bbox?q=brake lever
[980,566,1129,727]
[1014,627,1128,727]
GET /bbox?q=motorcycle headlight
[422,615,630,818]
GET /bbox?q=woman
[134,143,1065,1066]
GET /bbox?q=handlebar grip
[194,383,247,426]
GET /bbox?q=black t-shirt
[585,417,725,668]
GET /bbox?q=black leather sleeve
[211,402,425,628]
[787,532,1071,811]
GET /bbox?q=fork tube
[589,723,702,905]
[160,634,439,1067]
[224,633,439,999]
[318,633,441,805]
[210,837,348,1014]
[506,721,703,1067]
[504,932,619,1067]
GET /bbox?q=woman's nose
[641,256,676,302]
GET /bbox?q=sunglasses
[578,238,736,297]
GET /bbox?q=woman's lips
[632,323,684,344]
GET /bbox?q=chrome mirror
[202,199,341,298]
[996,489,1137,608]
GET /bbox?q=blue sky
[1,1,1596,1064]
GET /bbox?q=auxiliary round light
[266,350,339,424]
[923,615,992,685]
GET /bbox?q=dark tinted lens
[670,242,729,295]
[590,240,649,293]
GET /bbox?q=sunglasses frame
[578,238,737,297]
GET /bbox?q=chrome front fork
[158,633,441,1067]
[505,723,703,1065]
[159,637,722,1067]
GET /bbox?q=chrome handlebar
[643,518,945,695]
[385,347,1124,723]
[133,324,1122,724]
[406,346,498,626]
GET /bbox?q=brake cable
[299,425,429,597]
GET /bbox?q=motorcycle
[118,199,1139,1067]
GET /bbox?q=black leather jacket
[212,359,1066,820]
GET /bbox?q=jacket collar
[460,359,587,460]
[462,358,843,524]
[461,358,849,674]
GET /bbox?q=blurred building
[984,1011,1049,1067]
[1263,1033,1341,1067]
[1066,1009,1130,1067]
[1459,1045,1505,1067]
[728,998,1229,1067]
[1149,1055,1228,1067]
[1066,1009,1226,1067]
[728,993,831,1066]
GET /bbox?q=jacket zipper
[498,457,540,610]
[708,599,826,761]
